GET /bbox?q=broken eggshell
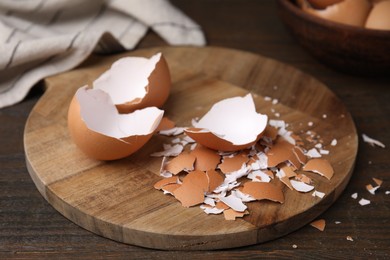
[93,52,171,113]
[185,94,268,152]
[68,86,164,160]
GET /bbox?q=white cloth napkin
[0,0,205,109]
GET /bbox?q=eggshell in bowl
[185,94,268,152]
[68,86,164,160]
[303,0,372,27]
[365,0,390,30]
[306,0,343,9]
[93,53,171,114]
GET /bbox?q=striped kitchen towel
[0,0,205,109]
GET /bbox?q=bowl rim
[278,0,390,36]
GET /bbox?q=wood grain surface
[24,46,357,250]
[1,1,389,258]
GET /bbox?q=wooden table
[1,1,389,258]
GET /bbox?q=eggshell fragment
[190,145,221,171]
[290,179,315,193]
[182,170,209,192]
[172,183,204,207]
[366,184,380,195]
[303,0,372,27]
[185,94,268,152]
[219,194,247,212]
[223,209,249,220]
[154,176,179,190]
[206,169,224,192]
[310,219,326,231]
[215,201,230,210]
[266,139,295,167]
[373,177,383,186]
[303,158,334,180]
[218,153,249,174]
[365,0,390,30]
[362,134,386,148]
[93,52,171,113]
[241,182,284,203]
[165,153,196,175]
[359,198,371,206]
[68,87,163,160]
[162,183,181,195]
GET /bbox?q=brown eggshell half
[118,54,171,113]
[303,0,372,27]
[365,0,390,30]
[186,94,268,152]
[185,128,260,152]
[93,53,171,114]
[68,88,163,161]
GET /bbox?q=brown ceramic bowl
[277,0,390,76]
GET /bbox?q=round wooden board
[24,47,358,250]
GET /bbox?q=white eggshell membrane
[77,86,163,140]
[192,94,268,145]
[93,53,162,105]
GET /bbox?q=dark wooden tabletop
[1,0,389,259]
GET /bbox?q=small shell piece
[303,158,334,180]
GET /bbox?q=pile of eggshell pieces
[68,53,171,160]
[67,52,336,221]
[152,94,335,221]
[298,0,390,30]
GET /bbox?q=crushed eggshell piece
[266,139,295,167]
[372,178,383,186]
[165,153,196,175]
[290,179,315,193]
[206,169,224,192]
[312,190,326,198]
[241,182,284,203]
[295,174,312,185]
[200,205,224,215]
[366,184,380,195]
[359,198,371,206]
[303,158,334,180]
[215,201,230,210]
[173,183,205,208]
[154,176,179,190]
[280,176,294,190]
[223,209,249,220]
[218,153,249,174]
[182,170,209,192]
[346,236,354,242]
[219,194,247,212]
[190,145,221,171]
[162,183,181,195]
[305,148,322,158]
[293,146,307,164]
[351,193,358,199]
[362,134,385,148]
[310,219,326,231]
